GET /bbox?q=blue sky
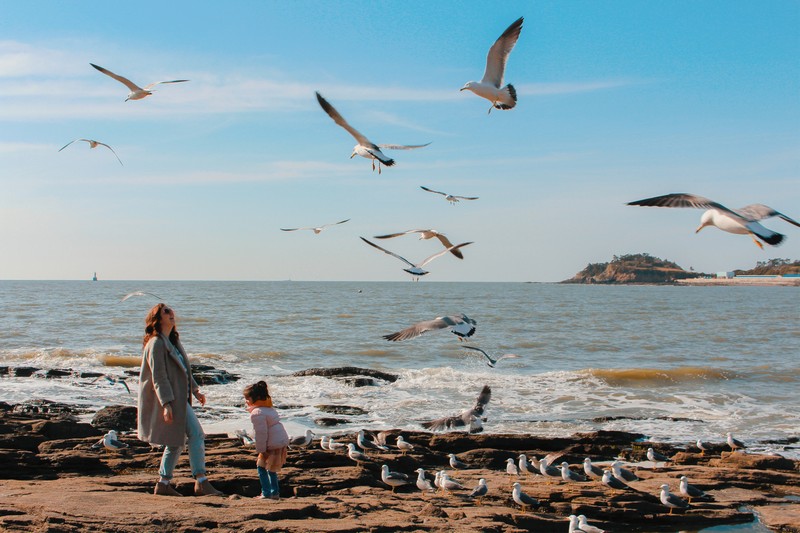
[1,1,798,281]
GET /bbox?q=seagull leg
[749,234,764,249]
[487,104,494,115]
[371,160,376,172]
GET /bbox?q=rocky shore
[1,400,799,533]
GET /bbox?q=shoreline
[1,402,798,532]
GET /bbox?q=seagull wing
[280,226,316,232]
[119,291,162,302]
[452,195,479,201]
[471,384,491,416]
[420,186,447,196]
[462,345,496,366]
[481,17,524,88]
[119,379,131,394]
[95,142,124,166]
[90,63,142,92]
[417,242,473,268]
[627,193,743,219]
[360,237,416,268]
[316,92,374,148]
[427,232,465,259]
[58,139,80,152]
[373,230,419,239]
[108,438,129,449]
[320,218,351,228]
[736,204,800,227]
[378,142,431,150]
[383,316,457,341]
[142,79,190,91]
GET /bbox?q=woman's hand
[163,403,173,423]
[194,391,207,406]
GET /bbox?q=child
[243,380,289,499]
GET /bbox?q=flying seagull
[383,314,477,342]
[90,63,188,101]
[460,17,524,113]
[374,229,466,259]
[119,291,163,303]
[59,139,123,166]
[89,374,131,394]
[627,193,800,248]
[315,92,430,174]
[422,384,490,433]
[280,219,350,234]
[461,346,520,368]
[360,237,472,281]
[420,186,479,205]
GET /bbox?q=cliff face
[562,253,703,284]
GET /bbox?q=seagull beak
[459,87,467,91]
[695,224,705,234]
[350,152,356,159]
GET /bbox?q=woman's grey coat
[137,333,201,447]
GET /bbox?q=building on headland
[716,272,734,279]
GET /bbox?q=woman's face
[161,306,176,330]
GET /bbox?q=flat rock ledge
[0,405,798,532]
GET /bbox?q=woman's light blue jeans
[158,403,206,479]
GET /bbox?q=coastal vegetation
[562,253,703,284]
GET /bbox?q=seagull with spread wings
[382,313,477,342]
[119,291,163,303]
[627,193,800,248]
[280,219,350,234]
[420,186,479,205]
[59,139,123,166]
[421,385,490,433]
[360,237,472,280]
[90,63,189,101]
[374,229,466,259]
[460,17,524,113]
[316,92,429,173]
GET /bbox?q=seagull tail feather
[493,84,517,110]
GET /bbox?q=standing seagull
[383,314,477,342]
[460,17,524,113]
[601,469,630,490]
[448,453,468,470]
[374,229,466,259]
[611,460,639,482]
[583,458,604,480]
[696,438,712,455]
[577,515,606,533]
[346,443,369,464]
[360,237,472,281]
[315,92,429,173]
[288,429,315,447]
[59,139,123,166]
[726,432,747,452]
[396,435,414,455]
[420,186,479,205]
[679,476,712,502]
[660,484,689,514]
[462,346,520,368]
[414,468,436,494]
[505,457,520,481]
[357,429,389,453]
[627,193,800,248]
[380,464,410,493]
[468,478,488,504]
[280,219,350,234]
[560,461,588,482]
[90,63,188,101]
[91,430,128,452]
[511,482,539,512]
[647,447,671,463]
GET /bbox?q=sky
[1,0,798,282]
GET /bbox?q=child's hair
[243,380,269,402]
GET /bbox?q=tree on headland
[735,258,800,276]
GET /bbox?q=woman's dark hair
[143,303,179,347]
[243,380,269,402]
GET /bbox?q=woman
[137,303,223,497]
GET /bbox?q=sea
[0,280,795,532]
